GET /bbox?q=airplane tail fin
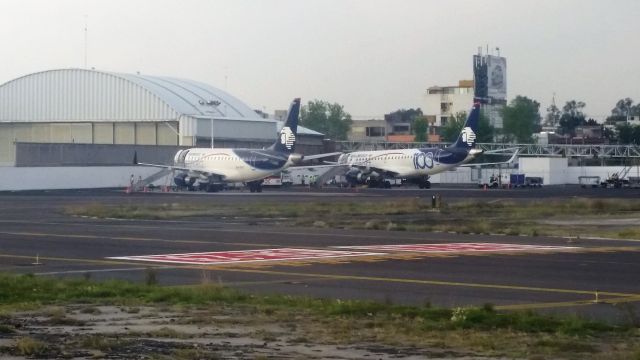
[451,102,481,149]
[270,98,301,154]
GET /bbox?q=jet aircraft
[334,102,484,188]
[136,98,328,192]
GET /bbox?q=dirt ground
[0,305,498,360]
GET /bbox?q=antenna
[84,14,88,68]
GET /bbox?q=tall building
[473,49,507,129]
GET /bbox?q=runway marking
[108,248,383,265]
[208,268,638,297]
[0,231,282,248]
[336,242,579,253]
[495,295,640,311]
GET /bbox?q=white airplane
[334,102,485,188]
[136,98,333,193]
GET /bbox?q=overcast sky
[1,0,638,120]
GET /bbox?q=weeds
[14,336,47,356]
[0,273,625,338]
[65,198,640,240]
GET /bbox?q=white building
[422,80,475,128]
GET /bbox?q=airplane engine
[345,169,368,185]
[174,173,196,187]
[288,153,303,165]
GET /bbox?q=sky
[0,0,638,121]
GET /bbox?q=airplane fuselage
[175,148,297,183]
[337,147,479,178]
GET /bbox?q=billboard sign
[487,55,507,100]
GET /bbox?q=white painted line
[108,248,384,265]
[335,242,580,253]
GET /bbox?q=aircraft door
[174,149,190,166]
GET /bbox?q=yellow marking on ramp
[200,267,639,298]
[0,231,280,248]
[496,295,640,311]
[0,253,162,267]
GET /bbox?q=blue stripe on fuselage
[416,147,469,165]
[232,149,288,170]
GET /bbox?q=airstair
[134,168,173,191]
[312,165,349,187]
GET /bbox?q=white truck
[262,172,293,187]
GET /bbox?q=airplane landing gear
[418,176,431,189]
[247,180,263,193]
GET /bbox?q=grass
[1,273,638,358]
[0,273,627,336]
[64,198,640,239]
[14,336,48,356]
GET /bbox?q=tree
[500,96,541,143]
[544,102,561,127]
[611,98,634,117]
[440,110,494,143]
[476,111,495,143]
[300,100,353,140]
[616,123,640,144]
[412,116,428,142]
[440,111,466,142]
[558,100,587,136]
[606,98,634,124]
[386,108,423,123]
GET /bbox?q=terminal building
[0,68,324,190]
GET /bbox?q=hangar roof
[113,72,265,120]
[0,68,266,122]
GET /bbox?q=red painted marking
[109,248,382,265]
[336,243,579,253]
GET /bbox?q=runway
[1,188,639,322]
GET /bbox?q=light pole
[205,100,221,148]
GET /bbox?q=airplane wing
[460,148,520,167]
[302,152,343,161]
[133,152,225,178]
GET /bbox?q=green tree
[477,111,495,143]
[611,98,634,117]
[616,123,640,144]
[559,100,586,135]
[412,116,428,142]
[544,102,561,127]
[500,96,541,143]
[300,100,353,140]
[386,108,423,123]
[440,110,494,143]
[441,111,466,142]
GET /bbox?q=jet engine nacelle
[345,168,381,185]
[174,173,196,187]
[288,153,303,165]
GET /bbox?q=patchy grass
[0,273,628,336]
[0,273,638,359]
[14,336,48,357]
[65,198,640,239]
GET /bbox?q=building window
[441,116,448,126]
[366,127,385,137]
[392,125,410,133]
[441,102,453,113]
